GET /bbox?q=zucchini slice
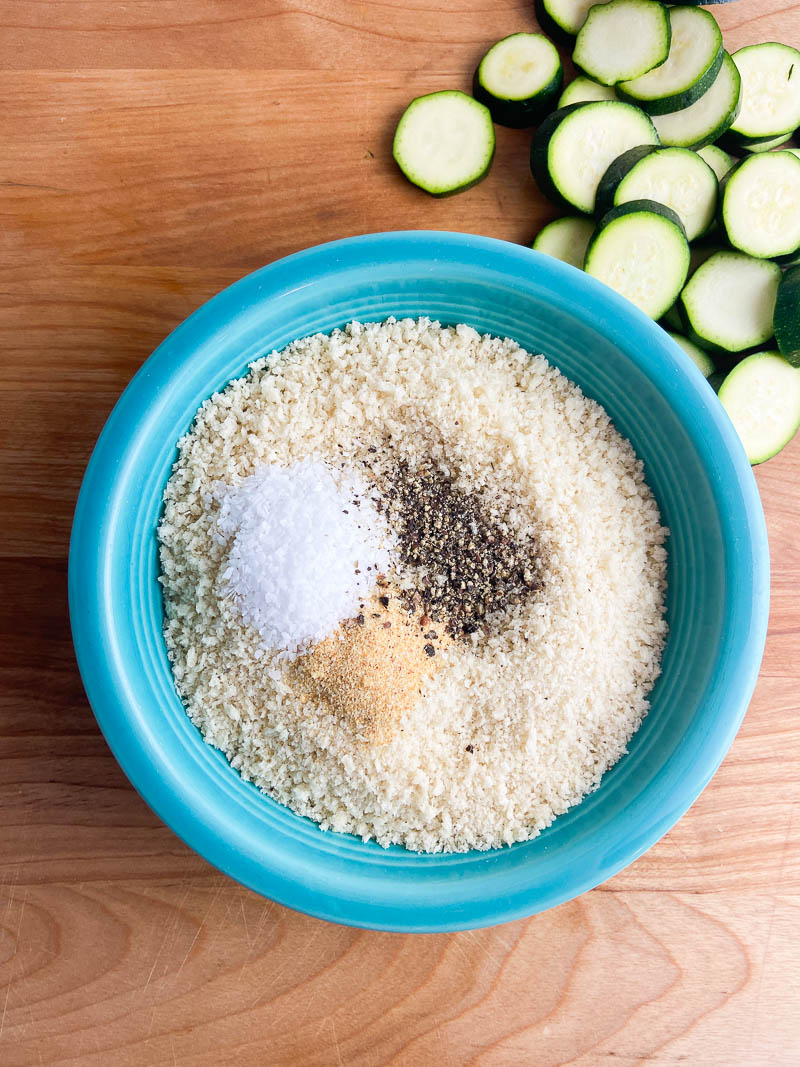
[743,134,793,153]
[718,351,800,464]
[653,52,741,150]
[473,33,563,128]
[617,7,723,115]
[392,91,495,197]
[530,101,660,213]
[534,0,612,43]
[584,199,689,318]
[774,266,800,369]
[730,43,800,141]
[532,216,595,268]
[720,152,800,259]
[667,331,715,377]
[596,144,718,240]
[680,251,781,353]
[558,76,618,107]
[697,144,736,181]
[573,0,671,87]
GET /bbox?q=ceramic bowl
[69,231,769,931]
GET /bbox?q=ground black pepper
[374,458,542,639]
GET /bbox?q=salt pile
[216,460,393,657]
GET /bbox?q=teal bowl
[69,231,769,931]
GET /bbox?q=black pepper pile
[374,459,542,639]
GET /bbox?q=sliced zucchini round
[532,216,596,268]
[596,144,718,240]
[730,43,800,141]
[720,152,800,259]
[696,144,736,181]
[584,199,689,319]
[392,91,495,197]
[743,134,793,153]
[534,0,613,43]
[667,331,715,377]
[617,7,723,115]
[680,251,781,353]
[473,33,563,128]
[718,351,800,464]
[558,76,618,107]
[530,101,660,214]
[774,266,800,369]
[573,0,671,87]
[653,51,741,150]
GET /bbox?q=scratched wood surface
[2,2,800,1064]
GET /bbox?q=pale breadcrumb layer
[158,318,668,853]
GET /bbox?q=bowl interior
[69,232,768,931]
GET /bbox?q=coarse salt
[215,460,393,658]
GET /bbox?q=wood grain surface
[2,2,799,1064]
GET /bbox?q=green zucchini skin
[471,72,561,128]
[593,197,687,236]
[719,131,791,153]
[529,104,590,209]
[533,0,578,46]
[594,145,660,218]
[775,266,800,369]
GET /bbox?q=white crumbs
[216,460,392,658]
[158,318,669,854]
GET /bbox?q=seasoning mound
[215,459,392,658]
[159,318,668,853]
[295,589,450,744]
[371,458,543,637]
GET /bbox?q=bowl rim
[69,230,770,931]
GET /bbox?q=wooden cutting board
[1,2,798,1064]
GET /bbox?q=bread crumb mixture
[159,318,668,853]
